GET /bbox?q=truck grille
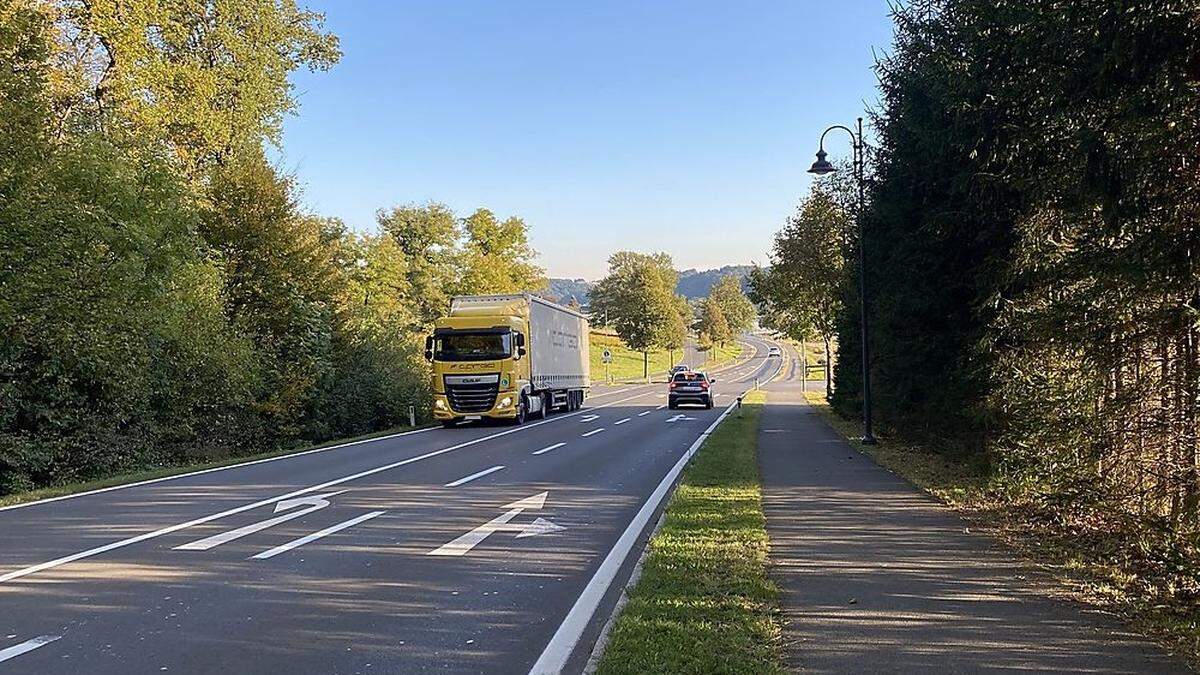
[444,375,500,413]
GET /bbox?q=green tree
[459,208,546,295]
[54,0,340,168]
[376,203,460,329]
[589,252,687,379]
[697,297,732,348]
[760,187,851,397]
[707,274,756,335]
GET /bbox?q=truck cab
[426,294,589,427]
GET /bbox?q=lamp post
[808,117,876,445]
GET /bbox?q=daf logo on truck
[425,294,591,428]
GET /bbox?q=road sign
[427,492,564,556]
[601,349,612,364]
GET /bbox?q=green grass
[590,332,744,383]
[596,391,785,675]
[590,331,677,383]
[0,423,430,509]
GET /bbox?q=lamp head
[807,148,835,175]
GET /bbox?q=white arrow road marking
[251,510,386,560]
[445,465,505,487]
[532,442,566,456]
[581,428,605,437]
[428,492,559,556]
[514,517,566,539]
[579,414,599,423]
[0,635,61,663]
[665,414,697,423]
[174,491,346,551]
[613,418,630,425]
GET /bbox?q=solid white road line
[613,418,630,425]
[528,345,785,675]
[250,511,386,560]
[529,397,744,674]
[445,465,505,487]
[532,442,566,456]
[0,635,61,663]
[0,390,661,584]
[581,428,605,438]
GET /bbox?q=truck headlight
[435,399,447,410]
[498,396,512,409]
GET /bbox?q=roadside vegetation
[0,2,545,496]
[746,0,1200,662]
[596,391,784,675]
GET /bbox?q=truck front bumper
[432,392,520,420]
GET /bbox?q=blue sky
[277,2,896,279]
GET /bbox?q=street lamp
[808,117,876,445]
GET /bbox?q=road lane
[0,337,780,674]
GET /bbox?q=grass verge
[590,331,745,383]
[0,423,431,509]
[595,391,785,675]
[801,390,1200,668]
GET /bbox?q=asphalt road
[0,336,782,675]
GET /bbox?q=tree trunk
[643,351,649,381]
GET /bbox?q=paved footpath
[758,356,1188,673]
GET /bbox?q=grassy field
[589,331,743,383]
[801,390,1200,668]
[595,391,785,674]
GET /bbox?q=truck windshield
[435,332,512,361]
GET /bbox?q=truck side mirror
[515,333,526,347]
[424,336,434,361]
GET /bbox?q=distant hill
[546,265,754,306]
[545,278,592,306]
[675,265,753,298]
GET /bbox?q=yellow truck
[425,294,591,427]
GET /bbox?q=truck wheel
[514,396,528,425]
[538,393,549,419]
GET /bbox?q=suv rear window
[673,372,706,382]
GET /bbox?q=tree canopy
[589,252,689,376]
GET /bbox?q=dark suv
[669,371,714,409]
